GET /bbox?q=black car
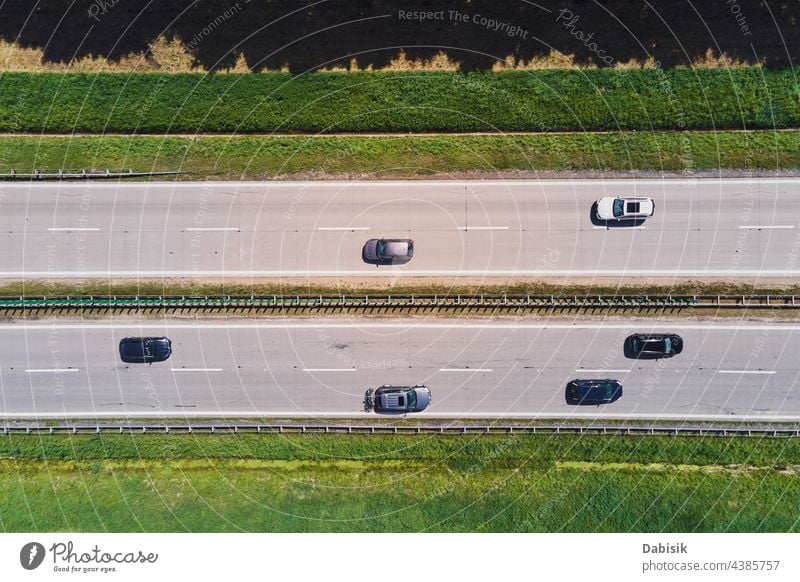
[625,333,683,358]
[119,337,172,364]
[565,379,623,405]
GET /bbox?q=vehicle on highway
[119,337,172,364]
[595,197,655,221]
[625,333,683,358]
[363,238,414,264]
[372,384,431,413]
[565,379,622,405]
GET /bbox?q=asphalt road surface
[0,178,799,279]
[2,318,798,420]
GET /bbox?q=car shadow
[589,202,647,228]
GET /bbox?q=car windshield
[602,384,613,399]
[612,198,625,217]
[632,338,642,352]
[663,337,672,352]
[376,240,386,256]
[407,390,417,408]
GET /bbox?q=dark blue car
[119,337,172,364]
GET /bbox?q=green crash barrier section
[0,295,795,309]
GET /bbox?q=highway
[1,318,798,420]
[0,178,799,278]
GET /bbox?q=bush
[0,68,798,133]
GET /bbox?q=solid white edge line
[170,368,224,372]
[15,178,800,188]
[25,368,80,373]
[439,368,494,372]
[718,370,776,374]
[4,269,800,277]
[3,411,800,421]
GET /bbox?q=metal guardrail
[2,423,800,437]
[0,294,796,310]
[0,169,183,180]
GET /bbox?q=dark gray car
[373,384,431,413]
[363,238,414,264]
[625,333,683,358]
[565,379,622,405]
[119,337,172,364]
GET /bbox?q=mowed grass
[1,131,800,178]
[1,69,798,133]
[1,434,799,532]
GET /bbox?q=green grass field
[1,130,799,178]
[1,434,798,532]
[0,69,798,133]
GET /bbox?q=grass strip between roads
[1,69,798,133]
[0,433,798,532]
[1,131,800,179]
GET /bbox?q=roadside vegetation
[1,69,798,134]
[0,280,797,298]
[0,433,798,532]
[2,131,799,179]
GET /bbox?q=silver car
[363,238,414,263]
[596,197,655,220]
[373,384,431,413]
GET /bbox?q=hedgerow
[0,68,797,133]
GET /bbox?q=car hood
[638,199,655,214]
[596,197,615,218]
[413,387,431,411]
[151,340,172,359]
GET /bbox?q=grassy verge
[1,131,799,179]
[0,280,797,297]
[0,434,798,532]
[0,69,798,133]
